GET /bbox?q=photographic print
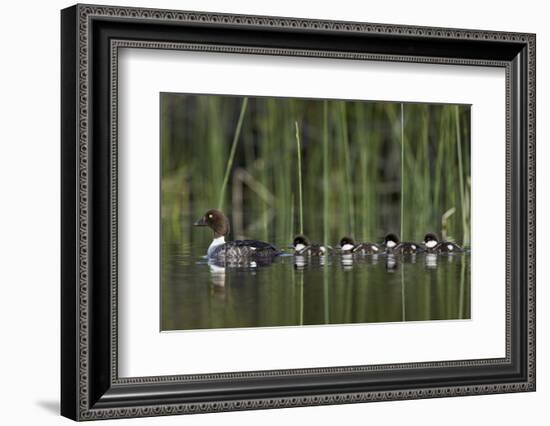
[160,94,471,331]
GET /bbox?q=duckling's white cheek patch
[295,244,306,252]
[342,244,354,251]
[386,241,396,248]
[426,240,437,248]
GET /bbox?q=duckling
[383,233,423,255]
[194,209,280,260]
[338,236,357,254]
[383,233,400,252]
[291,235,331,256]
[422,233,463,254]
[338,236,381,255]
[422,233,440,253]
[354,241,381,255]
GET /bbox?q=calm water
[161,225,470,331]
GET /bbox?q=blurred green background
[161,94,470,248]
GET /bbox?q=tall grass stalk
[323,101,329,245]
[218,97,248,210]
[454,106,468,246]
[289,201,295,242]
[424,107,432,235]
[295,121,304,235]
[356,103,370,240]
[340,102,355,234]
[400,103,405,239]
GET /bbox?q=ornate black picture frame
[61,3,536,421]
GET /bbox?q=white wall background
[0,0,546,424]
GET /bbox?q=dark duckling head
[339,236,356,247]
[383,233,400,249]
[292,235,310,253]
[293,235,310,247]
[194,209,230,238]
[338,236,356,252]
[423,233,439,249]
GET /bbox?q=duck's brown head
[194,209,230,238]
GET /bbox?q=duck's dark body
[390,242,424,255]
[299,244,331,256]
[353,242,382,255]
[382,233,423,255]
[209,240,280,260]
[433,241,463,254]
[292,235,330,257]
[422,233,464,254]
[338,236,380,255]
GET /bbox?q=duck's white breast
[207,236,226,256]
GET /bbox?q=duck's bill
[193,217,207,226]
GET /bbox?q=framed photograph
[61,4,536,421]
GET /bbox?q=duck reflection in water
[385,254,398,272]
[340,253,354,271]
[204,256,278,288]
[445,254,456,264]
[293,254,307,270]
[207,260,227,288]
[424,253,438,270]
[293,254,328,270]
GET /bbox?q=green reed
[323,100,329,246]
[218,97,248,210]
[339,102,355,234]
[295,121,304,236]
[161,94,470,248]
[455,105,469,246]
[400,103,405,240]
[358,106,370,241]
